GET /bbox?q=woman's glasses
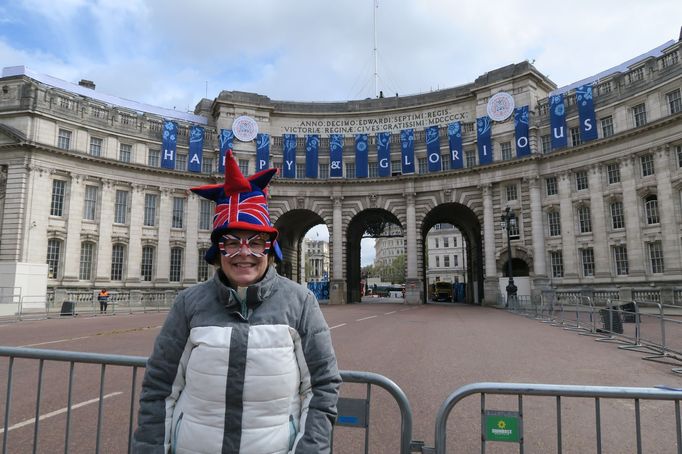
[219,233,271,258]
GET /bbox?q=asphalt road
[0,303,680,453]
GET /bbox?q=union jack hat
[190,150,282,263]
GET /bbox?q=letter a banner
[550,94,568,150]
[188,125,204,172]
[425,125,441,172]
[448,122,463,169]
[218,129,234,173]
[161,120,177,169]
[305,134,319,178]
[256,133,270,171]
[576,84,598,143]
[477,116,493,165]
[376,132,391,177]
[514,106,530,157]
[355,134,369,178]
[329,134,344,178]
[400,128,415,174]
[283,133,297,179]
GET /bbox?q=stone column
[654,146,681,274]
[95,179,114,282]
[329,195,346,304]
[184,191,199,284]
[155,188,171,283]
[25,166,52,264]
[588,165,610,277]
[404,191,422,304]
[619,157,645,276]
[527,177,549,300]
[125,184,144,283]
[481,184,498,305]
[62,173,85,282]
[558,173,578,278]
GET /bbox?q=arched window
[47,238,63,279]
[141,246,155,282]
[79,242,95,281]
[170,247,183,282]
[111,243,126,281]
[644,195,659,224]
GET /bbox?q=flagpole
[373,0,379,98]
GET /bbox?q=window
[443,237,449,248]
[83,185,98,220]
[628,67,644,83]
[454,255,459,267]
[613,245,629,275]
[111,244,125,281]
[607,163,621,184]
[120,143,132,163]
[541,135,551,153]
[148,149,160,167]
[51,180,66,216]
[345,163,355,178]
[47,239,62,279]
[239,159,249,175]
[601,116,614,138]
[644,195,659,224]
[368,162,379,178]
[577,205,592,233]
[199,199,213,230]
[548,211,561,236]
[546,176,558,196]
[144,194,157,227]
[441,154,450,170]
[508,217,520,238]
[453,237,457,247]
[176,154,187,171]
[501,142,512,160]
[550,251,564,278]
[632,103,647,127]
[465,150,476,167]
[434,238,439,248]
[418,157,427,174]
[391,160,401,174]
[648,241,664,274]
[444,255,450,267]
[575,171,589,191]
[610,201,625,229]
[202,157,214,174]
[640,153,655,177]
[677,145,682,168]
[198,249,210,282]
[661,51,679,68]
[581,248,595,277]
[79,242,94,280]
[570,127,582,147]
[435,256,440,267]
[319,163,329,179]
[667,88,681,115]
[57,129,71,150]
[170,247,183,282]
[141,246,154,281]
[296,163,306,178]
[114,190,128,224]
[172,197,185,229]
[89,137,102,157]
[505,184,518,201]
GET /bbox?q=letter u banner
[376,132,391,177]
[514,106,530,157]
[188,125,204,172]
[477,116,493,165]
[218,129,234,173]
[283,134,297,179]
[306,134,319,178]
[161,120,177,169]
[448,122,463,169]
[400,128,415,174]
[576,84,598,143]
[550,94,568,150]
[355,134,369,178]
[425,125,441,172]
[256,133,270,171]
[329,134,344,178]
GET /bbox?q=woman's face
[219,230,270,287]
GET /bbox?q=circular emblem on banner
[232,116,259,142]
[486,92,515,122]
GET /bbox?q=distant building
[303,238,329,282]
[374,225,405,266]
[425,223,467,284]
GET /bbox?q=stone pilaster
[654,146,681,274]
[619,157,645,276]
[527,177,546,277]
[588,165,610,278]
[62,173,85,281]
[558,172,578,278]
[125,184,144,283]
[155,188,172,283]
[95,178,114,282]
[404,191,421,304]
[184,191,199,283]
[481,183,498,305]
[329,195,345,304]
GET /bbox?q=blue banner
[376,132,391,177]
[256,133,270,171]
[514,106,530,157]
[550,94,568,150]
[188,125,204,172]
[447,122,463,169]
[476,116,493,165]
[283,134,297,178]
[218,129,234,173]
[305,135,319,178]
[161,120,177,169]
[425,125,441,172]
[400,129,415,174]
[576,84,598,143]
[329,134,344,178]
[355,134,369,178]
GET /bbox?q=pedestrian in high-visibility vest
[97,289,109,314]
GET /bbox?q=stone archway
[273,209,326,283]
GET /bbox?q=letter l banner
[425,125,441,172]
[400,128,415,174]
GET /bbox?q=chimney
[78,79,96,90]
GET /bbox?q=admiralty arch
[0,37,681,306]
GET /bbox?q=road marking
[356,316,377,321]
[22,336,90,347]
[399,308,410,312]
[0,392,123,434]
[384,311,397,315]
[19,325,163,348]
[330,323,347,330]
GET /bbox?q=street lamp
[500,207,518,307]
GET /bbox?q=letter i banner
[447,122,463,169]
[376,132,391,177]
[188,125,204,172]
[576,84,597,142]
[550,94,568,150]
[218,129,234,173]
[514,106,531,157]
[400,128,415,174]
[477,116,493,165]
[329,134,344,178]
[161,120,178,169]
[306,134,319,178]
[425,125,441,172]
[355,134,369,178]
[283,133,297,178]
[256,133,270,171]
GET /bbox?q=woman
[133,151,341,454]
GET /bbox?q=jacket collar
[213,265,278,309]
